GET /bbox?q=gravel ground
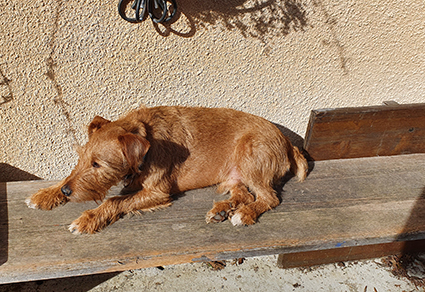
[1,254,424,292]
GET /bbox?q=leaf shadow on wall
[148,0,309,40]
[0,68,13,106]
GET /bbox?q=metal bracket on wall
[118,0,177,23]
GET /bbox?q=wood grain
[277,239,425,269]
[304,103,425,161]
[1,154,425,283]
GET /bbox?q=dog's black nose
[61,185,72,197]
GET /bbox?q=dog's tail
[290,146,308,182]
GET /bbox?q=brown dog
[26,106,308,234]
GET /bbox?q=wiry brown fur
[26,106,308,234]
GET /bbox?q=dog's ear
[88,116,111,137]
[118,133,150,173]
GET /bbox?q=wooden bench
[1,102,425,284]
[277,101,425,267]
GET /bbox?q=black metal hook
[118,0,177,23]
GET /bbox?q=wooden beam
[277,239,425,269]
[304,103,425,161]
[1,154,425,283]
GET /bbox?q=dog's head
[60,115,150,202]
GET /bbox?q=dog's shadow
[119,138,190,196]
[272,124,314,204]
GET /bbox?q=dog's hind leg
[205,181,254,223]
[226,132,286,226]
[69,189,172,234]
[229,184,279,226]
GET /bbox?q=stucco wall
[1,0,424,180]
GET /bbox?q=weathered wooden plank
[277,239,425,269]
[1,154,425,283]
[304,103,425,160]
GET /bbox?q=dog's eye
[92,162,101,168]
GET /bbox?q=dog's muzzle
[61,185,73,197]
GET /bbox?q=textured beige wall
[1,0,425,180]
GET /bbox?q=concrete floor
[1,254,424,292]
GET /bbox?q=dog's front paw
[69,208,118,235]
[69,210,100,235]
[68,222,82,235]
[26,186,69,210]
[229,205,257,226]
